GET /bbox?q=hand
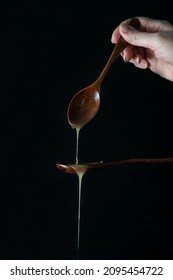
[111,16,173,81]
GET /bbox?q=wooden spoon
[67,17,140,129]
[56,157,173,175]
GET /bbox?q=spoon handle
[94,17,140,88]
[56,157,173,175]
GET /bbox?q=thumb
[120,24,154,49]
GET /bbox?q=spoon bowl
[67,85,100,128]
[67,18,140,129]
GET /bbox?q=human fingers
[111,16,173,44]
[121,45,145,63]
[129,57,149,69]
[111,17,140,43]
[118,23,158,49]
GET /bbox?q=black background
[1,2,173,260]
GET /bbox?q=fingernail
[122,52,127,63]
[124,55,128,63]
[121,24,133,33]
[136,56,140,64]
[141,60,148,68]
